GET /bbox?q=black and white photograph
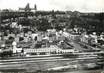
[0,0,104,73]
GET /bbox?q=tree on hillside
[36,18,51,31]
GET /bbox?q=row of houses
[80,32,104,46]
[24,45,75,55]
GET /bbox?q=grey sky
[0,0,104,12]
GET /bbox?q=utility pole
[0,11,1,24]
[0,11,1,32]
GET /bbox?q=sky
[0,0,104,12]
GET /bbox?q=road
[72,41,84,51]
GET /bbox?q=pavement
[72,41,84,51]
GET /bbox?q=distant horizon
[0,8,103,13]
[0,0,104,13]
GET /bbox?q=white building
[24,45,75,55]
[12,41,22,53]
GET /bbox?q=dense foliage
[1,10,104,34]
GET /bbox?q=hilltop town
[0,4,104,72]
